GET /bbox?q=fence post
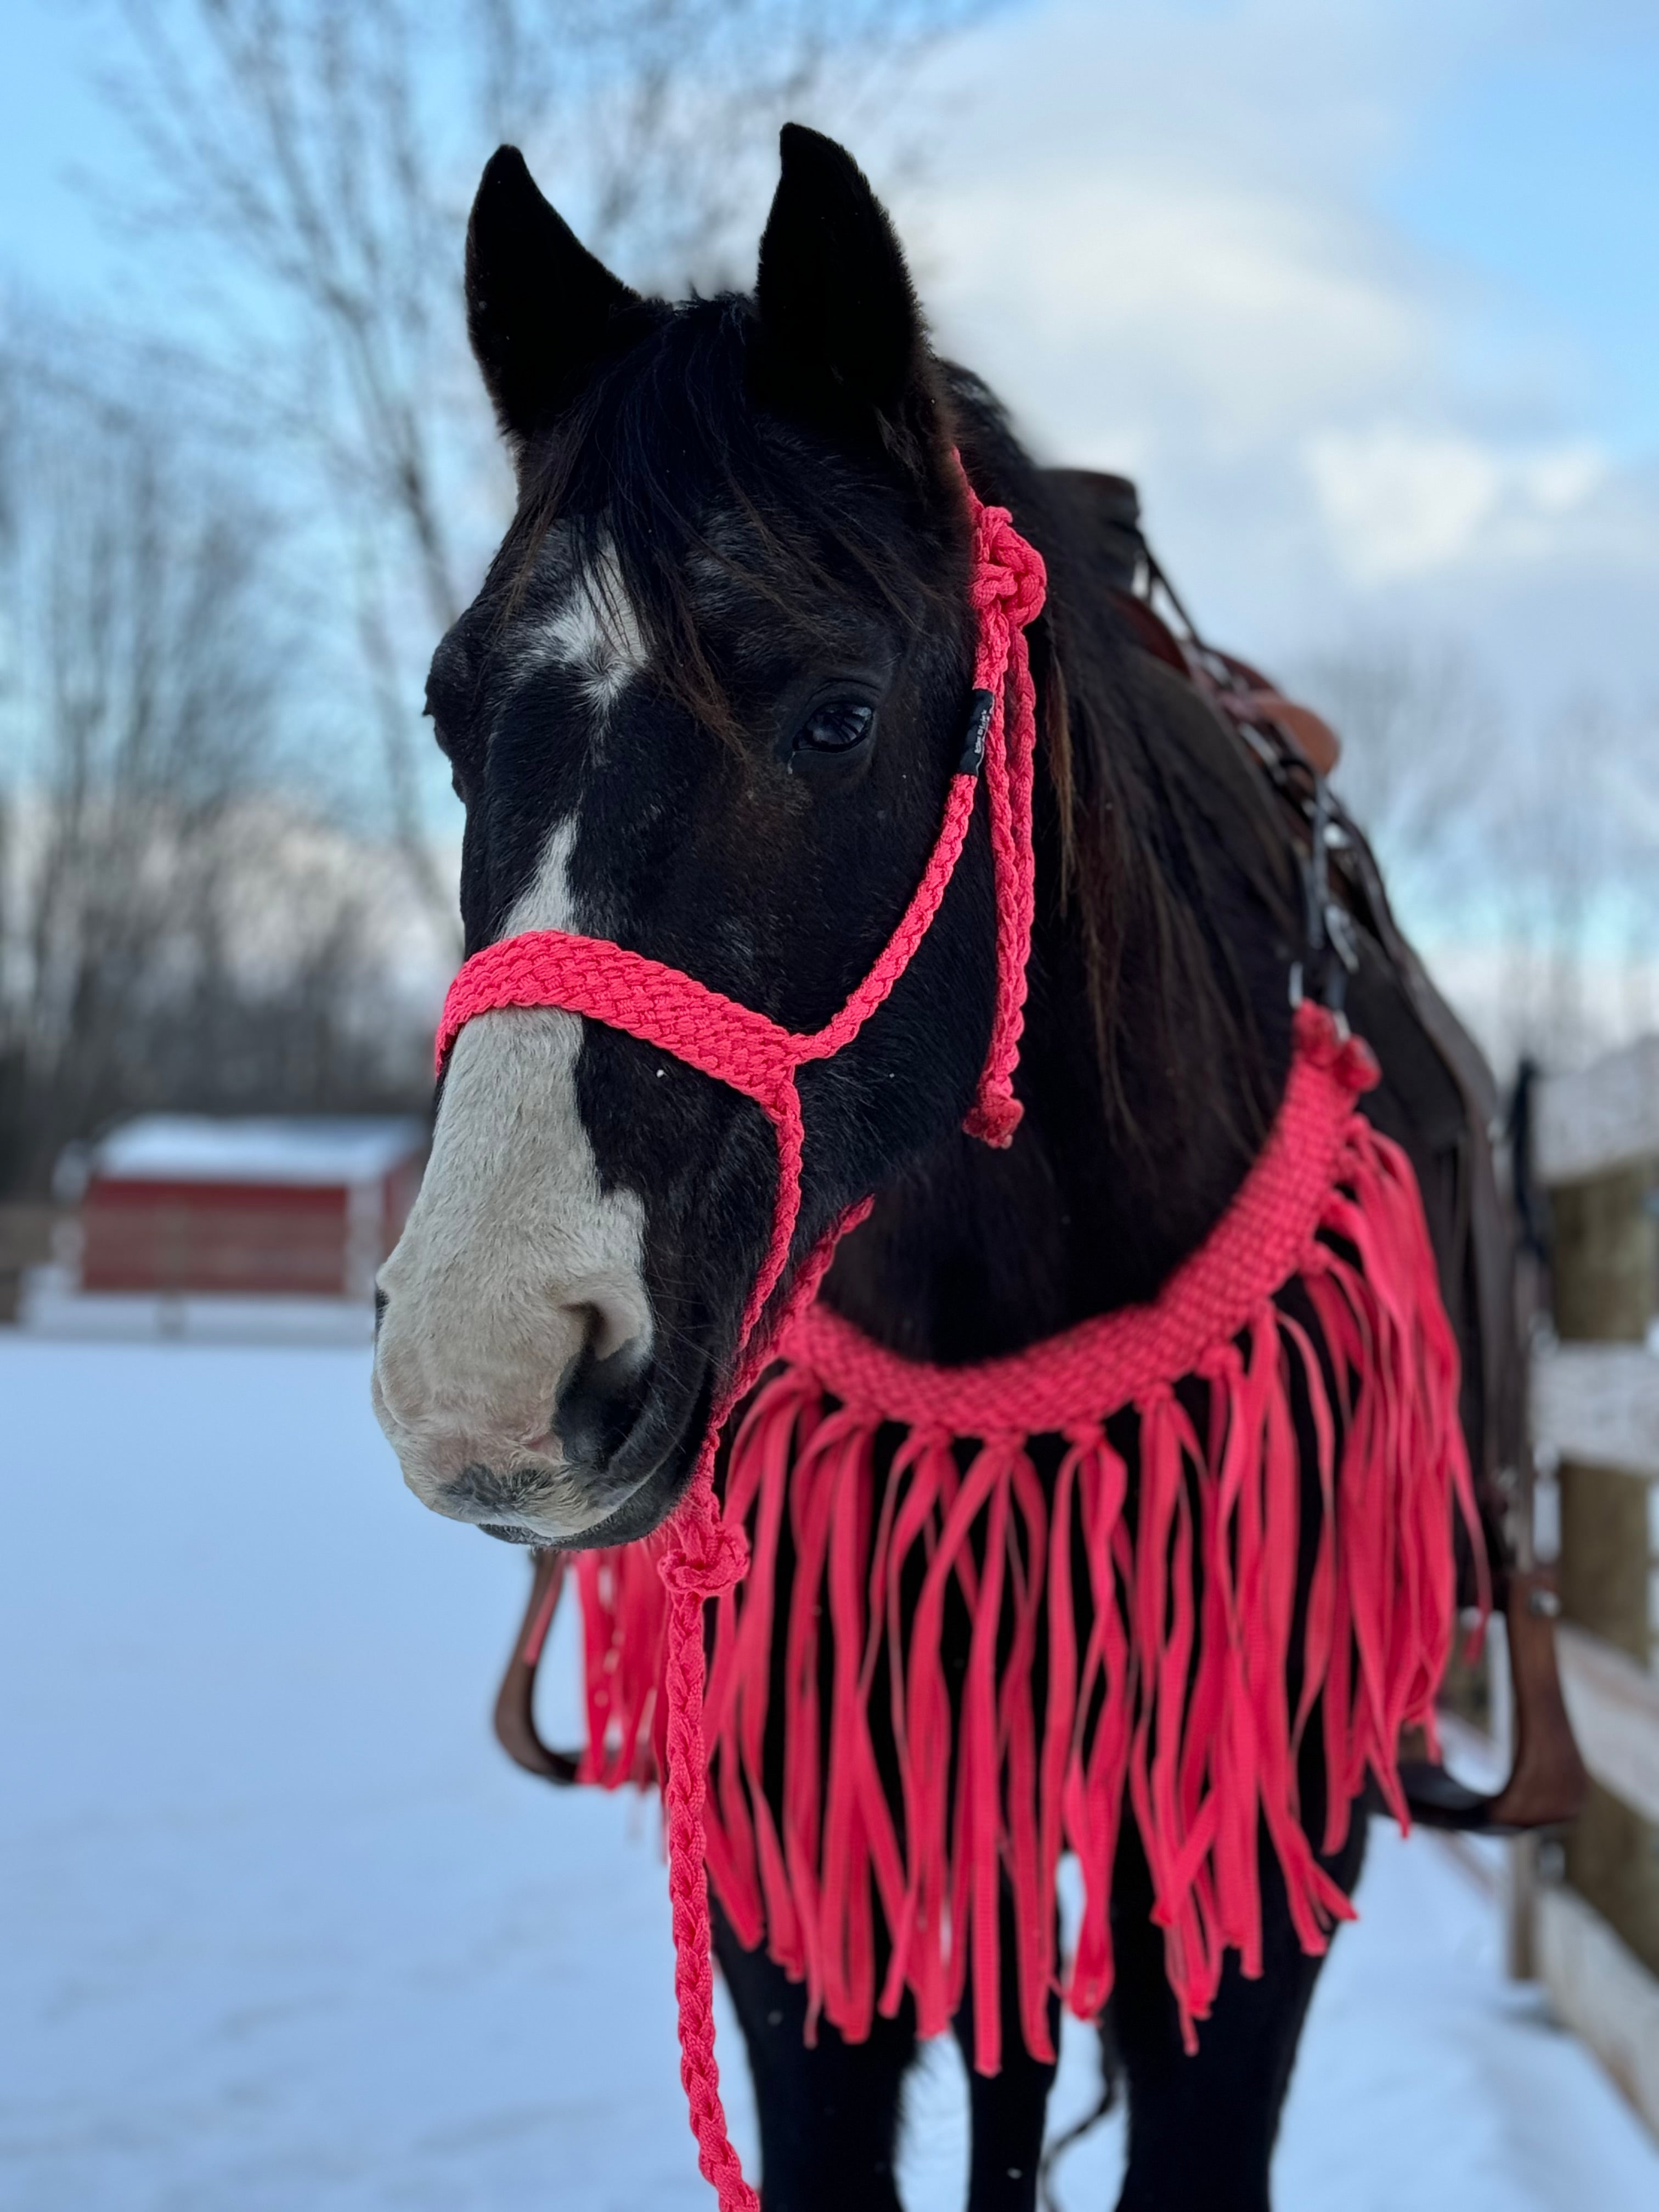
[1506,1828,1539,1980]
[1545,1118,1659,1986]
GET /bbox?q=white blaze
[372,556,656,1543]
[521,537,648,714]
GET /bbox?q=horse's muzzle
[373,1294,710,1549]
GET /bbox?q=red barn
[74,1117,427,1302]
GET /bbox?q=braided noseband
[436,469,1046,2209]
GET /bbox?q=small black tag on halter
[960,690,994,775]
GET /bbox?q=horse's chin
[538,1456,694,1551]
[477,1362,715,1553]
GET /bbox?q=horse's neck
[826,946,1231,1365]
[826,695,1290,1367]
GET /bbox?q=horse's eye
[794,701,875,758]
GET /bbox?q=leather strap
[493,1547,580,1784]
[1397,1568,1587,1831]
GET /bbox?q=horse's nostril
[555,1330,651,1472]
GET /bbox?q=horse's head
[373,127,1000,1548]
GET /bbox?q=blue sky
[4,0,1659,706]
[1374,32,1659,454]
[1,4,111,296]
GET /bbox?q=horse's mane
[502,301,1297,1169]
[945,367,1300,1169]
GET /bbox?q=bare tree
[1296,633,1659,1073]
[91,0,981,930]
[1493,692,1659,1069]
[1295,632,1498,935]
[0,362,435,1193]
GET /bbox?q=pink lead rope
[436,470,1047,2209]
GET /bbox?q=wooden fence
[0,1203,58,1324]
[1525,1033,1659,2136]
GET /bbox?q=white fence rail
[1532,1342,1659,1481]
[1556,1625,1659,1830]
[1536,1885,1659,2140]
[1536,1034,1659,1184]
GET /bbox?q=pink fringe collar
[571,1005,1487,2070]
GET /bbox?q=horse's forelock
[494,299,966,745]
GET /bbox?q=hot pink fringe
[574,1099,1485,2073]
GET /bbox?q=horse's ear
[755,125,924,429]
[466,146,640,449]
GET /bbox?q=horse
[371,125,1500,2211]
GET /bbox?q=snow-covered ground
[3,1339,1656,2212]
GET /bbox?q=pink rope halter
[436,470,1046,2208]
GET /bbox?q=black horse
[373,126,1487,2210]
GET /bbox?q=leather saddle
[1046,467,1587,1835]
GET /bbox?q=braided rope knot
[1195,1338,1246,1387]
[660,1511,751,1600]
[969,503,1048,630]
[1289,1001,1379,1097]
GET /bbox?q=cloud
[918,157,1424,458]
[898,2,1440,458]
[1303,424,1607,582]
[883,0,1659,691]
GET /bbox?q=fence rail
[1535,1884,1659,2139]
[1535,1033,1659,1184]
[1534,1344,1659,1480]
[1556,1624,1659,1828]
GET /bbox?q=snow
[3,1338,1656,2211]
[18,1269,378,1346]
[87,1116,426,1188]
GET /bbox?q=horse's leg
[713,1903,918,2212]
[1107,1788,1368,2212]
[950,1885,1060,2212]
